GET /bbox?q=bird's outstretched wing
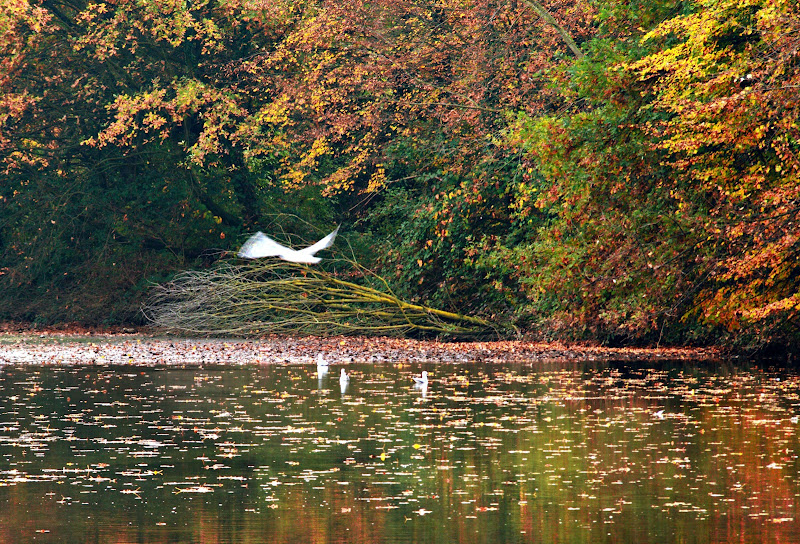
[297,225,340,259]
[237,232,291,259]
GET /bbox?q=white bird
[413,371,428,387]
[316,354,329,384]
[237,225,340,264]
[339,368,349,393]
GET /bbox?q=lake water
[0,358,797,543]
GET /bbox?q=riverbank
[0,323,720,365]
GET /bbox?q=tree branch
[523,0,585,60]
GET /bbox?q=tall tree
[632,0,800,345]
[505,0,800,347]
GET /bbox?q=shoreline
[0,325,722,366]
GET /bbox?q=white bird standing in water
[316,354,329,385]
[237,225,339,264]
[339,368,349,393]
[412,371,428,398]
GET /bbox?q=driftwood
[144,259,495,338]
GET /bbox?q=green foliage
[366,148,530,326]
[495,1,714,344]
[503,108,704,343]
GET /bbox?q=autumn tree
[505,0,800,348]
[632,0,800,346]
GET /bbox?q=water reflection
[0,360,798,543]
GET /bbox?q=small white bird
[413,371,428,387]
[237,225,339,264]
[339,368,349,393]
[316,353,329,383]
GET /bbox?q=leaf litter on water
[0,349,797,541]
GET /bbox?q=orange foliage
[632,0,800,337]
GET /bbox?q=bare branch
[523,0,585,60]
[144,258,498,338]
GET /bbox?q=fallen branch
[144,259,496,338]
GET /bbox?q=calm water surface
[0,358,798,543]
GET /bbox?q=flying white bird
[413,371,428,387]
[237,225,339,264]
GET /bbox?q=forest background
[1,0,798,351]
